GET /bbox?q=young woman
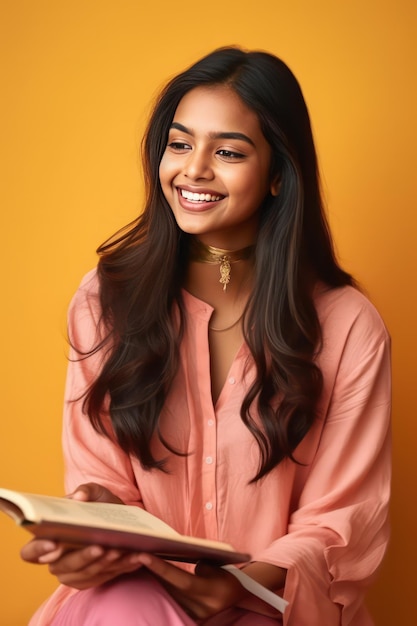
[22,47,391,625]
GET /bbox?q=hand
[20,483,144,589]
[135,554,246,620]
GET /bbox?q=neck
[188,238,255,292]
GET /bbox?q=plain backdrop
[0,1,416,624]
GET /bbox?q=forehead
[172,85,264,138]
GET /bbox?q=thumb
[67,483,123,504]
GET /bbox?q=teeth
[180,189,221,202]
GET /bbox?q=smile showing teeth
[180,189,222,202]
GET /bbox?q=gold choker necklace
[189,238,255,291]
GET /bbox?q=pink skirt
[30,572,281,625]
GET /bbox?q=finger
[20,539,58,563]
[66,485,90,501]
[194,560,221,577]
[48,545,105,574]
[67,483,123,504]
[137,554,196,592]
[38,545,67,564]
[53,551,144,589]
[66,483,105,502]
[48,547,142,576]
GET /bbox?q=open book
[0,488,249,564]
[0,487,288,614]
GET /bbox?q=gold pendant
[219,256,231,291]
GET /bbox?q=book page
[222,565,288,614]
[0,490,178,536]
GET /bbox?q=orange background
[1,1,416,624]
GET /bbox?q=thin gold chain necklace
[209,313,243,332]
[188,238,255,291]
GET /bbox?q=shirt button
[228,376,236,384]
[205,456,213,464]
[205,502,213,510]
[207,419,214,426]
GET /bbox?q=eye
[167,141,191,152]
[217,149,245,160]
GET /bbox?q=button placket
[201,399,217,524]
[191,304,218,523]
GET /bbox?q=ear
[270,175,281,196]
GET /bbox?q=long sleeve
[253,289,391,625]
[62,270,142,507]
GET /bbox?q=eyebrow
[169,122,256,147]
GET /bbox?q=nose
[184,148,214,181]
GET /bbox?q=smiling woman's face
[159,85,276,249]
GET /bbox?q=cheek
[158,156,173,196]
[158,155,168,184]
[232,167,269,200]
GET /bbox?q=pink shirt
[32,270,391,625]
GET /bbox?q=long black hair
[79,47,353,481]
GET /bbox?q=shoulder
[74,267,100,297]
[69,268,100,313]
[67,268,103,348]
[314,284,390,355]
[313,286,391,419]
